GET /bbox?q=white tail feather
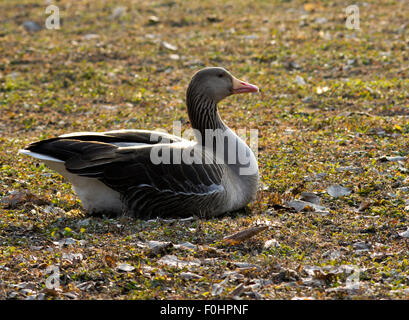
[18,149,64,163]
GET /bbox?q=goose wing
[59,129,185,145]
[25,136,226,218]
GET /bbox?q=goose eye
[218,73,223,78]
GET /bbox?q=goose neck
[186,91,227,141]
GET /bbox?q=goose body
[20,68,259,219]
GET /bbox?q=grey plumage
[20,67,260,219]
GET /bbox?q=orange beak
[232,76,259,94]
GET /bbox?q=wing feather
[24,132,226,217]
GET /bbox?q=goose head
[186,67,259,135]
[187,67,259,103]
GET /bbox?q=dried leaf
[174,242,197,250]
[179,272,202,280]
[223,225,268,245]
[378,155,406,162]
[22,21,42,32]
[1,190,47,208]
[300,192,322,205]
[158,255,201,268]
[83,34,100,41]
[207,15,223,23]
[117,263,135,272]
[148,16,160,25]
[353,241,371,251]
[147,240,173,256]
[233,262,261,271]
[110,6,126,20]
[52,238,78,247]
[161,41,178,51]
[399,228,409,238]
[327,185,351,198]
[286,199,328,214]
[316,86,329,94]
[104,255,117,268]
[62,253,83,264]
[41,287,62,296]
[76,281,94,291]
[62,292,79,299]
[357,201,371,212]
[270,192,283,206]
[230,283,245,297]
[303,3,323,12]
[211,278,228,296]
[295,75,306,86]
[263,239,280,249]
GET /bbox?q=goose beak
[232,76,259,94]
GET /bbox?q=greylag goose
[19,67,259,218]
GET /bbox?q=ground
[1,0,409,300]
